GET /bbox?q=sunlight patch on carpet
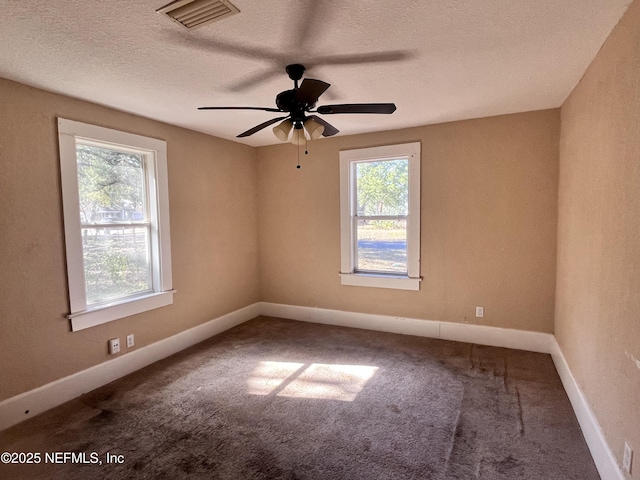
[247,361,378,401]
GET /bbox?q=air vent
[157,0,240,30]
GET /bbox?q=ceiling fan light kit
[199,64,397,144]
[290,128,306,146]
[304,118,325,140]
[273,119,293,141]
[272,118,324,144]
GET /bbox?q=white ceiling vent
[157,0,240,30]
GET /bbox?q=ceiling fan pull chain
[297,143,301,169]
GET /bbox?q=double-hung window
[58,119,173,331]
[339,142,421,290]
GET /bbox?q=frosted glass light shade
[304,118,325,139]
[273,119,293,141]
[290,128,306,145]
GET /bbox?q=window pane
[356,159,408,216]
[82,226,152,305]
[75,143,151,305]
[76,144,146,224]
[356,219,407,274]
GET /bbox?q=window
[339,142,421,290]
[58,119,173,331]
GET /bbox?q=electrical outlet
[108,338,120,355]
[476,306,484,318]
[126,334,135,348]
[623,442,633,474]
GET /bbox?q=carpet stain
[362,438,372,451]
[515,384,526,436]
[90,408,115,423]
[495,454,521,472]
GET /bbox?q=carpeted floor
[0,316,599,479]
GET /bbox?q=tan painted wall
[256,110,559,333]
[0,78,260,401]
[556,0,640,475]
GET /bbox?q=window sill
[339,273,421,291]
[68,290,175,332]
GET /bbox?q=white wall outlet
[108,338,120,355]
[623,441,633,474]
[476,306,484,318]
[126,334,135,348]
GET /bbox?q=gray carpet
[0,316,599,479]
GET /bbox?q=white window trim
[339,142,421,290]
[58,118,174,331]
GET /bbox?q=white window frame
[339,142,421,290]
[58,118,174,331]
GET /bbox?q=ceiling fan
[198,64,396,144]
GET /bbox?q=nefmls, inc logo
[45,451,101,464]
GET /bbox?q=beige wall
[0,79,560,407]
[257,110,559,333]
[556,0,640,475]
[0,78,260,401]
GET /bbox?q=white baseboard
[550,339,625,480]
[259,302,555,353]
[0,301,624,480]
[260,302,442,338]
[0,302,261,432]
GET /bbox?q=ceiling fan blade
[237,116,289,138]
[226,69,281,93]
[167,31,286,64]
[198,106,283,112]
[308,115,339,137]
[295,79,331,105]
[317,103,397,115]
[291,0,329,51]
[310,50,414,67]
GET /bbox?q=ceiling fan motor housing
[275,89,310,125]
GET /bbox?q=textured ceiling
[0,0,632,146]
